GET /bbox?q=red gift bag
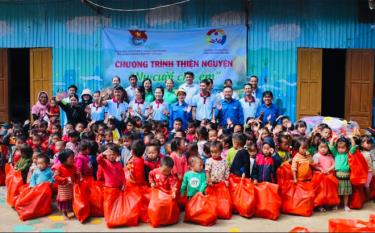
[73,183,90,223]
[138,185,151,223]
[276,162,293,187]
[176,180,188,209]
[312,172,340,207]
[206,182,232,219]
[89,181,104,217]
[254,182,281,220]
[0,166,5,186]
[15,182,53,221]
[289,226,311,232]
[349,150,368,186]
[103,186,142,228]
[369,175,375,200]
[148,189,180,227]
[329,218,375,232]
[184,192,217,226]
[229,174,242,193]
[281,181,315,217]
[6,167,24,207]
[349,185,366,209]
[231,177,256,218]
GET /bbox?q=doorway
[321,49,346,118]
[9,49,30,123]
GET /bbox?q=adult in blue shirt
[169,88,191,130]
[255,91,280,126]
[88,91,106,123]
[250,75,263,101]
[104,86,129,131]
[191,79,216,124]
[215,86,244,127]
[240,83,260,122]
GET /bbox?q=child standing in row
[180,156,207,198]
[149,156,178,197]
[292,139,314,183]
[205,141,229,186]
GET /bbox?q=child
[186,122,197,143]
[51,141,66,170]
[144,144,161,182]
[75,123,85,135]
[95,123,106,145]
[62,123,74,142]
[205,141,229,186]
[360,136,374,199]
[26,149,41,183]
[96,143,126,189]
[75,140,93,180]
[120,134,133,166]
[196,127,208,158]
[208,129,218,142]
[103,129,114,145]
[46,97,60,120]
[168,119,183,141]
[219,134,232,160]
[292,139,314,182]
[292,120,307,138]
[227,133,245,168]
[320,126,332,140]
[30,153,54,187]
[277,134,292,163]
[126,140,146,185]
[169,137,188,181]
[15,145,33,183]
[54,149,78,218]
[329,135,357,211]
[201,142,211,166]
[308,133,322,156]
[230,133,251,178]
[181,156,207,198]
[149,156,178,197]
[251,139,281,183]
[247,142,258,176]
[65,130,79,155]
[313,138,335,174]
[155,132,167,156]
[8,135,26,165]
[107,118,120,143]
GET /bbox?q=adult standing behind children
[179,71,199,105]
[249,75,263,101]
[255,91,280,126]
[191,79,216,125]
[126,74,138,102]
[240,83,260,121]
[164,79,178,106]
[31,91,49,121]
[216,86,244,128]
[56,93,86,126]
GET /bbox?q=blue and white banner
[102,25,247,91]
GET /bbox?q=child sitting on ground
[149,156,178,197]
[30,153,54,187]
[26,149,41,183]
[205,141,229,186]
[15,144,33,183]
[180,156,207,198]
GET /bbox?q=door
[0,49,8,122]
[30,48,52,111]
[296,48,323,120]
[345,49,374,128]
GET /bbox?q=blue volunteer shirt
[169,101,191,130]
[216,98,244,127]
[179,83,199,104]
[89,103,106,122]
[128,100,149,121]
[256,103,280,125]
[149,100,169,122]
[191,93,216,121]
[239,98,260,121]
[105,99,129,121]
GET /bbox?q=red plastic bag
[289,226,311,232]
[229,174,242,193]
[148,189,180,227]
[281,181,315,217]
[231,177,256,218]
[254,182,281,220]
[349,185,366,209]
[370,175,375,200]
[312,172,340,207]
[329,218,375,232]
[15,182,52,221]
[6,167,24,207]
[206,182,232,219]
[73,183,90,223]
[184,192,217,226]
[277,162,293,187]
[138,185,151,223]
[349,150,368,186]
[89,181,104,217]
[0,167,5,186]
[176,180,188,209]
[103,186,142,228]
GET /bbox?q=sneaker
[344,206,351,212]
[319,207,326,212]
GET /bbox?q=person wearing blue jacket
[255,91,280,126]
[215,86,244,127]
[169,88,191,130]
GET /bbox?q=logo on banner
[206,29,226,45]
[129,30,148,45]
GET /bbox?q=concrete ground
[1,186,374,232]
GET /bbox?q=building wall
[0,0,374,121]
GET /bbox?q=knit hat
[262,136,275,148]
[81,88,92,98]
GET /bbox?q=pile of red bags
[103,186,142,228]
[230,176,256,218]
[15,182,53,221]
[184,192,217,226]
[281,181,315,217]
[148,189,180,227]
[254,182,281,220]
[312,172,340,207]
[205,182,232,219]
[329,215,375,232]
[349,185,366,209]
[348,150,368,186]
[5,166,24,207]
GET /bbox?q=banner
[102,25,247,92]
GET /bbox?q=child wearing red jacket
[96,143,125,189]
[126,140,146,186]
[144,144,161,182]
[149,156,178,197]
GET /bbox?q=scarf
[200,92,211,104]
[244,95,255,105]
[31,91,49,119]
[155,99,164,109]
[135,98,145,105]
[212,156,222,161]
[112,97,123,109]
[93,102,101,111]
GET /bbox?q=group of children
[1,83,374,221]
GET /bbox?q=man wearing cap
[179,71,199,105]
[191,79,216,125]
[169,88,190,130]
